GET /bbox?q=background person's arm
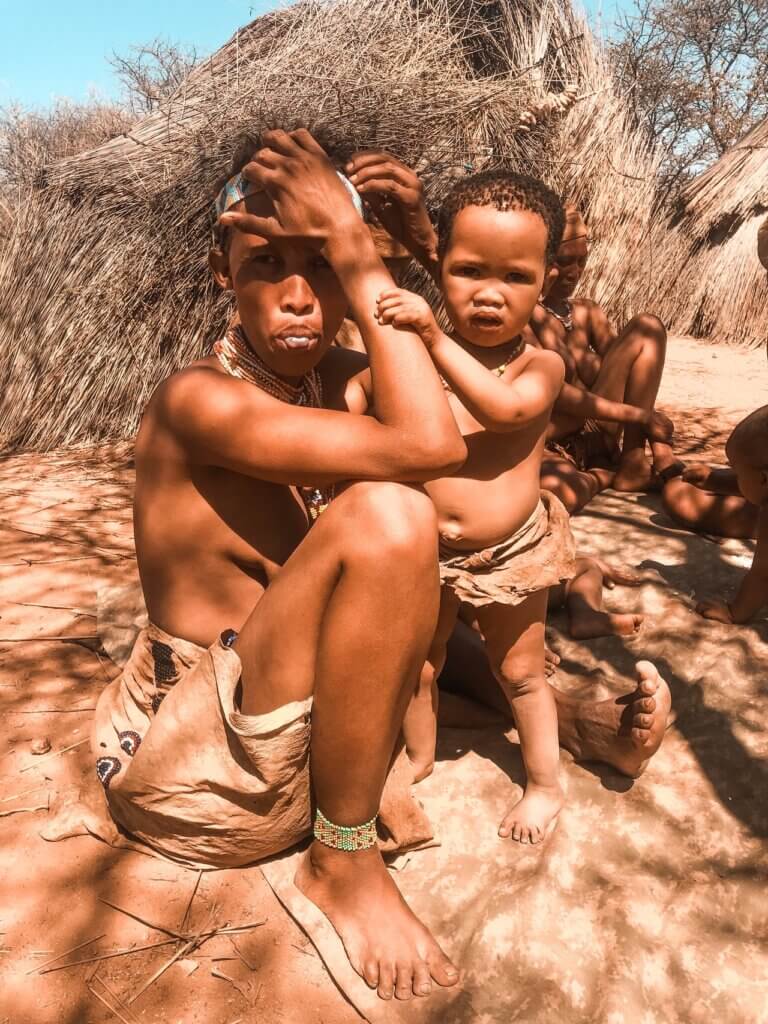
[698,506,768,623]
[554,383,674,443]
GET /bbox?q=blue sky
[0,0,632,110]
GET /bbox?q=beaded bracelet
[313,807,378,852]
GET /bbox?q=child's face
[440,205,554,347]
[210,191,347,376]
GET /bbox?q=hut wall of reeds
[0,0,661,452]
[648,117,768,350]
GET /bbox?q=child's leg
[662,479,758,539]
[475,589,563,844]
[564,557,644,639]
[403,589,460,782]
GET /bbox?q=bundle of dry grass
[648,117,768,349]
[0,0,660,452]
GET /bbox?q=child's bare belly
[426,431,546,551]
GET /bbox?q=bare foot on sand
[295,842,459,1001]
[545,646,560,676]
[558,661,671,777]
[612,451,656,492]
[569,609,644,639]
[498,782,564,844]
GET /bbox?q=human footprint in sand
[376,170,576,844]
[549,556,646,639]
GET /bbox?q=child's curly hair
[437,170,565,265]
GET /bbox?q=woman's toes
[428,952,460,988]
[378,963,395,1000]
[512,821,523,842]
[633,712,653,729]
[363,960,379,989]
[395,962,414,1000]
[413,961,432,997]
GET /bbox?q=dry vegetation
[0,0,661,451]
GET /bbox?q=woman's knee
[337,481,438,561]
[630,312,667,347]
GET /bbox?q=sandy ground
[0,336,765,1024]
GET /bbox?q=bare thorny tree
[611,0,768,196]
[109,38,199,114]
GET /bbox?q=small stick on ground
[0,804,47,818]
[98,898,188,940]
[20,738,88,772]
[87,981,136,1024]
[127,936,200,1004]
[91,975,141,1024]
[179,869,204,933]
[28,933,106,974]
[0,635,100,644]
[11,707,96,715]
[39,938,177,975]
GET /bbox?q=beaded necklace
[213,324,333,521]
[540,298,574,332]
[440,335,525,394]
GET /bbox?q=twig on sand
[87,980,138,1024]
[11,706,96,715]
[0,803,47,818]
[90,975,141,1024]
[97,898,188,940]
[0,784,45,803]
[179,869,204,933]
[128,936,200,1003]
[38,938,176,975]
[10,601,96,616]
[19,737,88,772]
[0,635,99,643]
[28,933,106,974]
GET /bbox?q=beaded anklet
[313,807,378,852]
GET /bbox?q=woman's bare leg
[558,556,644,638]
[662,479,759,539]
[235,481,459,1001]
[440,619,671,778]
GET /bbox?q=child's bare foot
[295,841,459,1000]
[569,609,644,639]
[403,685,438,783]
[498,782,564,844]
[560,661,671,777]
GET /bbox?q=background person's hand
[346,150,438,265]
[681,464,713,489]
[696,598,734,623]
[644,409,675,444]
[219,129,361,242]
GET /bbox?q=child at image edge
[376,171,576,844]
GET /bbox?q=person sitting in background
[528,205,683,512]
[662,406,768,624]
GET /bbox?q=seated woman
[528,206,684,512]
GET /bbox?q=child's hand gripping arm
[698,505,768,624]
[377,288,565,432]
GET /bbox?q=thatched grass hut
[0,0,661,452]
[652,117,768,350]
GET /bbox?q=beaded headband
[214,169,365,220]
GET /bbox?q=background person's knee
[633,312,667,343]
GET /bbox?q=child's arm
[681,465,741,494]
[698,505,768,623]
[376,288,564,432]
[554,382,674,444]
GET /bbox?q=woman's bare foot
[498,782,564,844]
[545,646,560,677]
[569,609,644,639]
[295,841,459,1000]
[557,661,671,777]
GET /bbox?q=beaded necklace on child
[213,324,334,521]
[439,334,526,394]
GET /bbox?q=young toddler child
[376,170,576,844]
[663,405,768,623]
